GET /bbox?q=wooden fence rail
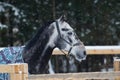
[29,71,120,80]
[0,46,120,55]
[53,46,120,55]
[0,60,119,80]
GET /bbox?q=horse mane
[24,20,54,51]
[22,20,54,62]
[22,20,56,73]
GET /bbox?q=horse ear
[59,15,67,22]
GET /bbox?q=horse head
[50,15,87,62]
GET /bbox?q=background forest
[0,0,120,73]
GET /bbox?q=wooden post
[114,57,120,71]
[0,63,28,80]
[114,57,120,80]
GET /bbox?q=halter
[55,21,80,58]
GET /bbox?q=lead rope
[59,49,70,59]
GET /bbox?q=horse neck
[23,26,56,74]
[35,46,54,74]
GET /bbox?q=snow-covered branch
[0,23,8,29]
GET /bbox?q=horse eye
[61,28,69,31]
[67,32,72,35]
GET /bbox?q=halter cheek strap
[55,21,80,58]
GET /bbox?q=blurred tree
[0,0,120,73]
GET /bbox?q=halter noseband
[55,21,80,58]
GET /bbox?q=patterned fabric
[0,47,24,80]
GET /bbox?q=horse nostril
[84,51,86,55]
